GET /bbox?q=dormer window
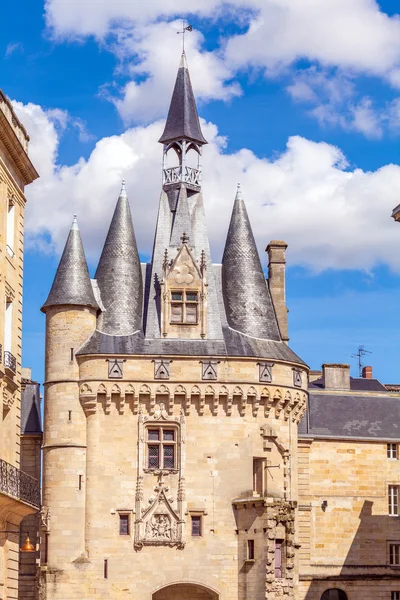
[170,290,198,324]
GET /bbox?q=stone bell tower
[41,51,308,600]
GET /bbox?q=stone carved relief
[154,359,170,380]
[107,359,124,379]
[135,475,183,549]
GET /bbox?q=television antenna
[351,345,372,377]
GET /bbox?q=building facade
[40,53,308,600]
[298,364,400,600]
[19,369,42,600]
[0,91,40,598]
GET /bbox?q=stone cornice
[0,110,39,187]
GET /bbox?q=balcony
[0,459,40,509]
[4,351,16,374]
[163,166,201,189]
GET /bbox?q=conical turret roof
[95,181,143,335]
[41,216,98,312]
[159,53,207,145]
[221,185,281,341]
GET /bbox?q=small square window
[186,292,198,302]
[148,430,160,441]
[247,539,255,560]
[388,443,398,459]
[191,516,202,536]
[390,543,400,566]
[163,430,175,441]
[171,292,183,301]
[392,592,400,600]
[119,514,130,536]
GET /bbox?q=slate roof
[299,392,400,440]
[221,185,281,341]
[159,53,207,145]
[78,263,306,365]
[51,53,306,369]
[95,182,143,335]
[21,381,42,435]
[41,217,98,312]
[309,376,387,392]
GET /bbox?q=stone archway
[153,583,219,600]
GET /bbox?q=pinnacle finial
[181,232,189,245]
[235,183,243,201]
[120,179,127,198]
[71,214,79,231]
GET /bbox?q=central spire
[159,52,207,192]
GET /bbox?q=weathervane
[177,19,193,53]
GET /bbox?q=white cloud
[5,42,23,58]
[43,1,400,130]
[13,100,400,273]
[104,20,241,125]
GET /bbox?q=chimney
[362,365,373,379]
[266,240,288,343]
[323,364,350,391]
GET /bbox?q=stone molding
[79,381,307,422]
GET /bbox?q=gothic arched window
[321,590,348,600]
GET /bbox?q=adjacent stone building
[40,52,308,600]
[299,364,400,600]
[19,368,42,600]
[0,91,40,598]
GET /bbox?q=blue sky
[2,0,400,383]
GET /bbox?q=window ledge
[245,559,255,563]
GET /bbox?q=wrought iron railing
[4,351,16,373]
[163,166,201,187]
[0,459,40,508]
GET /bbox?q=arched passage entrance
[153,583,219,600]
[321,590,348,600]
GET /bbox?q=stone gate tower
[40,52,308,600]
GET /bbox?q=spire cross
[181,232,189,245]
[177,19,193,53]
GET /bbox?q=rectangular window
[389,486,399,516]
[119,514,130,536]
[253,458,265,496]
[170,290,199,325]
[191,516,202,537]
[147,427,177,470]
[392,592,400,600]
[6,200,15,257]
[4,299,12,353]
[390,544,400,566]
[275,539,284,578]
[388,444,398,459]
[247,539,255,560]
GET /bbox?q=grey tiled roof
[95,183,143,335]
[78,263,306,365]
[21,381,42,435]
[299,392,400,440]
[170,185,192,247]
[221,186,281,341]
[158,53,207,145]
[41,217,98,312]
[309,376,387,392]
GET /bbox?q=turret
[221,184,281,341]
[41,217,98,566]
[95,181,143,335]
[159,52,207,194]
